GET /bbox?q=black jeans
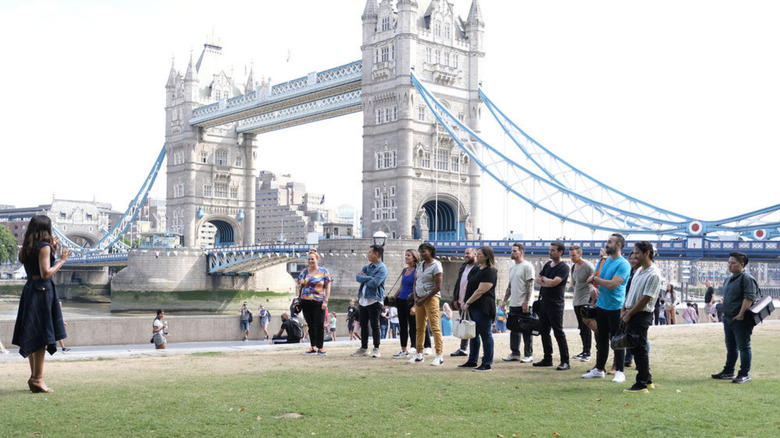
[626,311,653,386]
[301,299,325,349]
[397,298,430,350]
[573,304,593,355]
[594,307,625,372]
[538,299,569,363]
[359,302,382,349]
[509,307,533,357]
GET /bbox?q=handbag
[747,294,775,325]
[579,305,598,320]
[610,324,639,350]
[517,314,541,336]
[453,311,476,339]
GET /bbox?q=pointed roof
[184,51,198,83]
[467,0,483,26]
[362,0,379,19]
[166,57,177,88]
[244,63,255,93]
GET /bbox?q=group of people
[239,302,271,341]
[10,213,762,393]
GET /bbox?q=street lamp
[372,230,388,247]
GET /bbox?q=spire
[467,0,484,26]
[244,62,255,93]
[166,56,177,89]
[184,50,198,83]
[362,0,379,20]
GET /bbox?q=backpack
[248,311,253,323]
[290,317,305,340]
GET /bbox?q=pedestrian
[379,306,390,339]
[569,244,595,362]
[621,241,662,393]
[704,280,715,320]
[440,302,453,336]
[533,241,571,371]
[583,233,630,383]
[494,302,507,333]
[388,306,399,338]
[12,215,69,393]
[152,309,168,349]
[58,300,71,352]
[258,304,271,340]
[450,247,477,357]
[390,249,430,359]
[297,249,331,356]
[501,242,535,363]
[664,284,677,325]
[272,312,303,344]
[329,312,337,341]
[239,301,252,341]
[459,245,498,371]
[407,242,445,365]
[711,251,759,384]
[682,302,698,324]
[352,245,388,358]
[346,299,360,341]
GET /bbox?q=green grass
[2,323,779,437]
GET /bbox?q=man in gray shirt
[570,245,595,362]
[711,251,759,384]
[501,243,535,363]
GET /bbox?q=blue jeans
[723,315,754,376]
[468,309,494,366]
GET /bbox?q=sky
[1,0,778,240]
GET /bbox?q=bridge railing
[65,253,129,265]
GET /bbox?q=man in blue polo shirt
[583,233,631,383]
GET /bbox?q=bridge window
[453,55,459,69]
[451,155,460,173]
[382,16,390,32]
[417,106,425,122]
[426,48,432,63]
[203,185,212,197]
[173,184,184,198]
[422,151,431,168]
[173,150,185,165]
[444,53,450,66]
[390,186,396,196]
[435,148,449,171]
[230,187,238,199]
[435,50,440,64]
[200,152,208,164]
[384,108,391,122]
[393,106,397,120]
[392,44,395,60]
[435,22,441,37]
[376,109,382,124]
[235,156,242,167]
[215,150,228,166]
[444,24,451,39]
[375,188,380,197]
[381,47,390,62]
[376,153,382,169]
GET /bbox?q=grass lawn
[1,322,779,437]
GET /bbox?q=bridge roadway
[64,238,780,274]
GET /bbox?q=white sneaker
[371,348,381,358]
[408,347,417,355]
[581,368,606,379]
[502,354,521,362]
[520,356,534,363]
[392,350,410,359]
[407,353,424,364]
[423,347,433,356]
[430,355,444,366]
[351,348,368,357]
[612,371,626,383]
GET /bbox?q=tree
[0,224,18,264]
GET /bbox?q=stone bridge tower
[360,0,484,240]
[164,38,258,248]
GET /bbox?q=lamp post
[372,231,387,261]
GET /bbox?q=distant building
[254,171,334,244]
[0,199,122,248]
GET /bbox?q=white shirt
[458,264,475,305]
[507,260,535,307]
[625,264,662,313]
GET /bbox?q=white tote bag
[452,311,476,340]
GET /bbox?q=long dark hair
[19,215,54,264]
[478,246,496,268]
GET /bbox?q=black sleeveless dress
[12,241,67,357]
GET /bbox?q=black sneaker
[579,353,591,362]
[458,361,478,368]
[556,362,571,371]
[711,371,735,380]
[450,349,468,357]
[572,352,584,360]
[732,375,751,384]
[623,383,649,394]
[61,347,71,352]
[473,364,492,372]
[533,360,553,367]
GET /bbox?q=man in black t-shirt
[533,241,571,370]
[272,313,302,344]
[704,280,716,322]
[346,300,360,341]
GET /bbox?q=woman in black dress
[12,215,70,393]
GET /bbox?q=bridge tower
[164,38,258,248]
[361,0,484,240]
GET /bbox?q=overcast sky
[2,0,778,240]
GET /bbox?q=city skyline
[2,1,779,240]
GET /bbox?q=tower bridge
[58,0,780,292]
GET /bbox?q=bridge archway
[197,217,240,248]
[418,199,465,241]
[65,232,98,248]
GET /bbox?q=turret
[465,0,484,53]
[183,52,199,103]
[362,0,379,42]
[244,63,255,94]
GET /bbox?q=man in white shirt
[501,243,535,363]
[621,241,662,393]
